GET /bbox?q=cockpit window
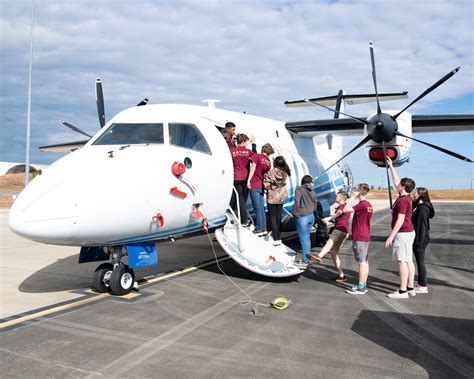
[169,123,212,155]
[93,123,164,145]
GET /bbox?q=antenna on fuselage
[202,99,221,109]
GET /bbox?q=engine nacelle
[364,111,412,167]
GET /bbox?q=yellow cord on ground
[205,230,291,311]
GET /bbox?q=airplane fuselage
[9,104,351,246]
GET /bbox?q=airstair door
[215,210,304,278]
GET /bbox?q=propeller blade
[382,141,393,209]
[136,98,149,106]
[369,42,382,114]
[95,78,106,128]
[59,121,92,138]
[393,67,460,120]
[316,135,372,179]
[395,131,472,162]
[304,99,368,125]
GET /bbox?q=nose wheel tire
[109,264,135,296]
[92,263,114,293]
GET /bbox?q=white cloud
[0,0,472,187]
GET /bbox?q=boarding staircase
[215,208,304,278]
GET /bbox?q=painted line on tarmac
[0,256,231,331]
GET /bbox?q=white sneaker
[387,290,409,299]
[414,286,429,294]
[272,240,282,246]
[407,289,416,297]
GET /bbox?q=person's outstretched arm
[386,156,400,188]
[343,191,359,213]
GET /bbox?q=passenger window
[169,123,212,155]
[93,123,164,145]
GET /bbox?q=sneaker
[407,289,416,297]
[414,285,429,294]
[257,230,268,237]
[387,290,409,299]
[334,275,348,283]
[294,260,309,269]
[241,221,250,227]
[272,240,282,246]
[309,254,322,263]
[346,286,367,295]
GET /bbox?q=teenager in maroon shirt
[230,134,254,225]
[385,157,416,299]
[344,183,373,295]
[247,143,274,235]
[310,180,350,282]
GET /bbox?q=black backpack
[314,202,329,247]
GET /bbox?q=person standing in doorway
[225,121,237,147]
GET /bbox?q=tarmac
[1,201,473,378]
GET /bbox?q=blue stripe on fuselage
[106,173,344,245]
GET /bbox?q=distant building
[0,162,49,176]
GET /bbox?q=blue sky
[0,0,472,189]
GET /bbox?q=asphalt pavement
[1,202,473,378]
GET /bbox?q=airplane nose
[9,178,80,245]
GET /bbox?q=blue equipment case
[127,243,158,269]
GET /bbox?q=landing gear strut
[91,246,135,296]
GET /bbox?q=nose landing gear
[91,246,136,296]
[109,263,135,295]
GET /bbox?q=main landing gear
[92,246,136,296]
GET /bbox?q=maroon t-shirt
[391,195,414,232]
[334,203,351,233]
[249,153,271,189]
[351,200,373,242]
[231,146,254,180]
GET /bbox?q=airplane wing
[285,118,365,137]
[285,114,473,137]
[411,114,474,133]
[284,92,408,108]
[39,139,90,152]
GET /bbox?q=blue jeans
[250,189,266,231]
[295,213,315,262]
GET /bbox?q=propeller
[314,42,471,207]
[395,131,472,162]
[369,42,382,114]
[55,79,150,145]
[392,67,460,120]
[95,78,106,128]
[59,121,92,138]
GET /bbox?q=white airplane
[9,43,473,295]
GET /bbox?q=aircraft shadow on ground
[17,238,225,293]
[351,310,474,377]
